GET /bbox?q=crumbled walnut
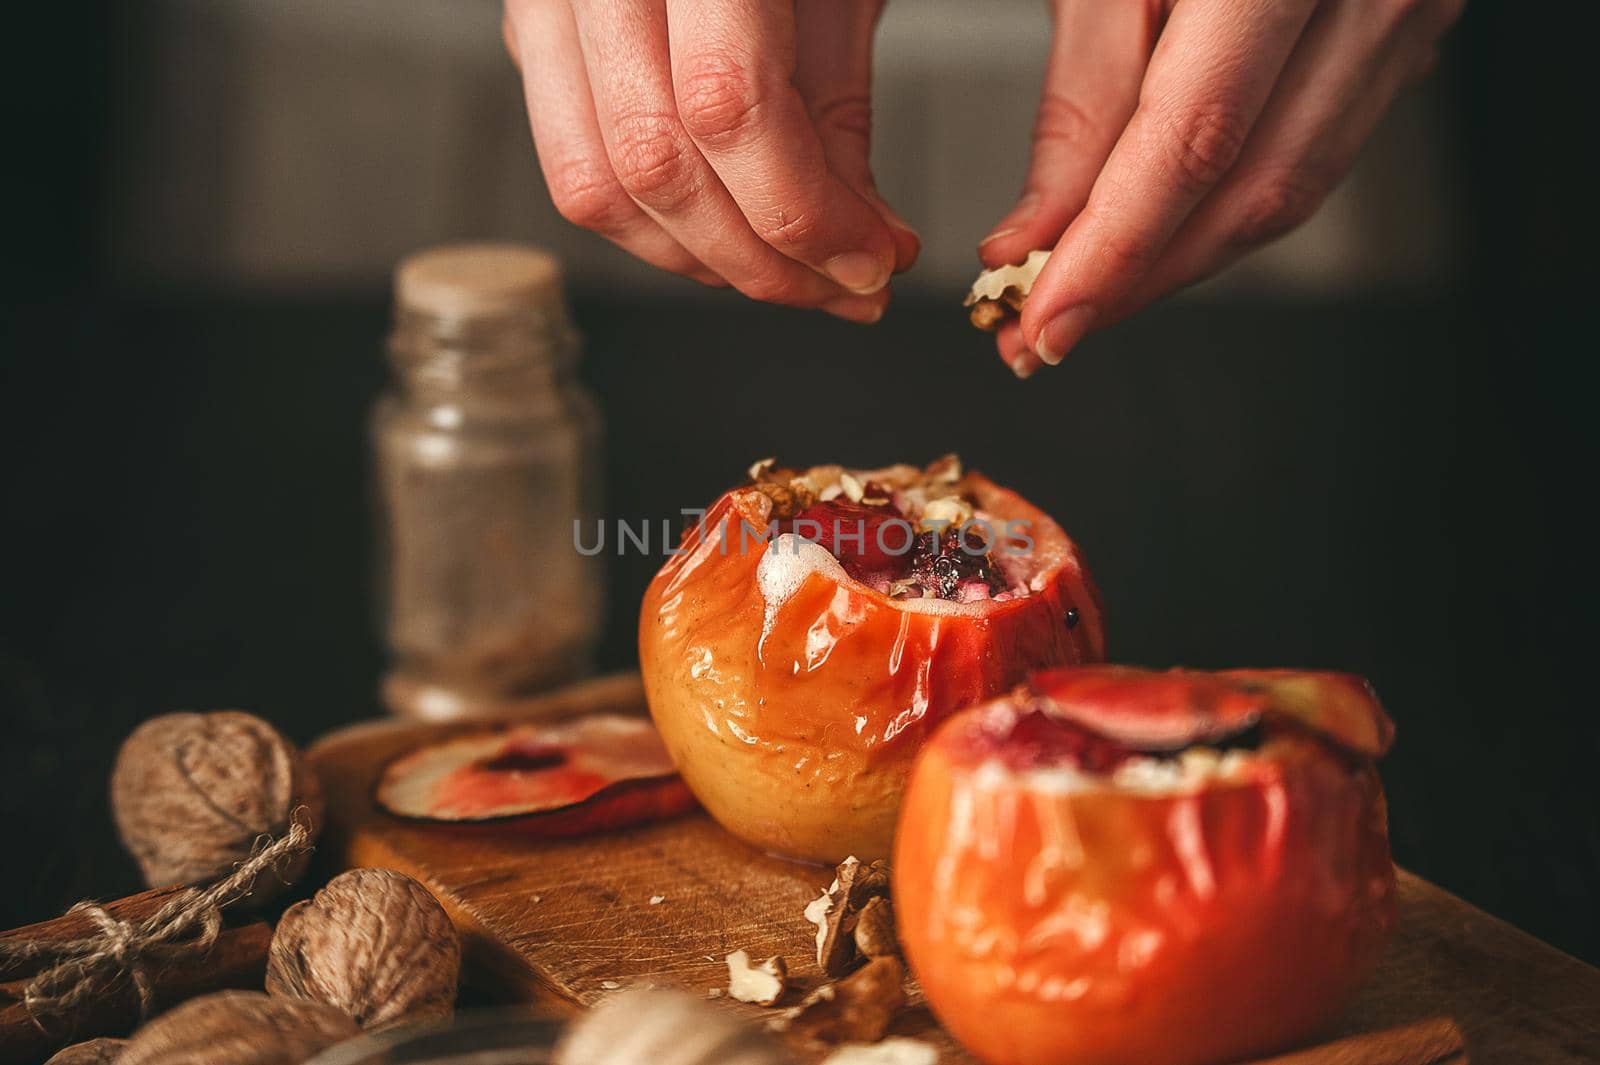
[747,459,819,518]
[805,857,893,979]
[852,896,897,960]
[963,250,1051,331]
[751,481,804,520]
[726,950,789,1006]
[919,496,972,530]
[968,300,1007,331]
[924,455,962,484]
[771,957,904,1044]
[839,473,865,504]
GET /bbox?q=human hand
[503,0,920,323]
[981,0,1463,376]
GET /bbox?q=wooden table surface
[310,676,1600,1064]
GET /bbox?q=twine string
[0,815,312,1030]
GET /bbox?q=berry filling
[787,492,1011,601]
[779,484,1012,603]
[746,456,1058,605]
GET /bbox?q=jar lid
[396,243,564,319]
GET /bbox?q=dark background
[3,1,1595,971]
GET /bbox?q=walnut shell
[118,991,358,1065]
[557,989,795,1065]
[775,957,904,1045]
[44,1038,127,1065]
[266,867,460,1030]
[111,711,323,901]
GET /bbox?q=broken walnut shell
[963,250,1052,331]
[852,896,898,960]
[117,990,359,1065]
[44,1039,127,1065]
[111,711,322,901]
[266,867,460,1030]
[806,857,892,978]
[773,956,905,1045]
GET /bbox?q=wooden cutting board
[309,675,1600,1064]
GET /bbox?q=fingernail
[823,294,885,324]
[1010,357,1037,380]
[1034,305,1096,366]
[981,193,1041,247]
[824,252,890,295]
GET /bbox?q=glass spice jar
[374,243,603,720]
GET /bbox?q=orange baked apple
[638,457,1104,861]
[895,666,1396,1065]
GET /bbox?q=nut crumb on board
[650,894,666,905]
[726,949,789,1006]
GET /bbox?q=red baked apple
[895,666,1396,1065]
[638,457,1104,862]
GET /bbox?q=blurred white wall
[107,0,1465,297]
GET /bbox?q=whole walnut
[118,991,358,1065]
[111,711,323,900]
[44,1038,127,1065]
[266,867,460,1030]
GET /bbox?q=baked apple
[638,456,1104,862]
[895,666,1396,1065]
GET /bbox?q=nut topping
[726,950,788,1006]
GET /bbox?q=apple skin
[894,671,1396,1065]
[638,474,1104,862]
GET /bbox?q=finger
[1107,0,1457,319]
[979,0,1159,268]
[666,0,899,293]
[502,11,519,70]
[505,0,722,285]
[995,320,1043,379]
[1021,0,1320,364]
[571,0,878,315]
[794,0,921,273]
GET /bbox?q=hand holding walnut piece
[978,0,1463,377]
